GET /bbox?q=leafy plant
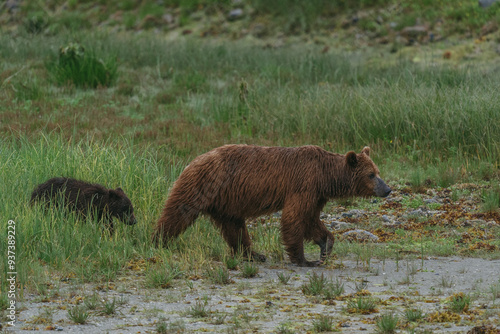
[448,293,471,313]
[101,297,118,315]
[346,296,378,314]
[312,314,334,332]
[224,257,240,270]
[83,292,100,310]
[376,312,399,333]
[206,266,231,285]
[67,305,89,324]
[404,307,424,322]
[277,272,292,285]
[47,42,117,88]
[145,264,183,289]
[301,272,328,296]
[241,262,259,278]
[187,299,210,318]
[323,278,345,299]
[481,188,500,212]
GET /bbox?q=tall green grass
[0,135,170,292]
[2,33,499,167]
[0,135,281,294]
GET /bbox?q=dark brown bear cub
[31,177,137,234]
[153,145,390,267]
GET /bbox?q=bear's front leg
[309,223,335,264]
[317,235,334,263]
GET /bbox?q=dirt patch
[6,256,500,333]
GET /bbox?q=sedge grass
[1,32,499,166]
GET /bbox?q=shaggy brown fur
[31,177,137,234]
[153,145,391,267]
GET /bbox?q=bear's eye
[369,173,376,179]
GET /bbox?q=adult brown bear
[153,145,390,266]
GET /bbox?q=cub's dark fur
[31,177,137,233]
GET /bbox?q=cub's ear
[115,187,124,193]
[361,146,371,156]
[109,189,122,200]
[346,151,358,168]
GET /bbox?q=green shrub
[47,42,118,88]
[376,312,399,333]
[67,305,89,324]
[312,314,334,332]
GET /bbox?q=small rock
[55,326,64,331]
[400,25,429,39]
[190,12,204,21]
[400,25,430,45]
[405,209,425,218]
[342,209,366,219]
[228,8,244,21]
[481,21,498,36]
[330,221,353,230]
[383,221,406,228]
[462,219,487,227]
[389,196,403,202]
[6,0,21,13]
[343,229,379,242]
[251,23,267,38]
[381,215,392,222]
[485,220,498,227]
[162,13,174,25]
[424,198,439,204]
[479,0,500,8]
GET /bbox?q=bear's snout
[126,213,138,225]
[375,177,391,198]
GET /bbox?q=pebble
[479,0,500,8]
[228,8,244,21]
[383,221,406,228]
[330,221,353,230]
[341,209,365,218]
[342,229,379,242]
[381,215,392,222]
[405,208,427,218]
[424,197,439,204]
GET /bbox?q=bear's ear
[115,187,124,193]
[361,146,371,156]
[109,189,122,200]
[346,151,358,168]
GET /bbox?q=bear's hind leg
[153,202,200,247]
[212,216,266,262]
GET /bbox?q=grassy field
[1,24,500,332]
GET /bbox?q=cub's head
[346,147,391,198]
[108,188,137,225]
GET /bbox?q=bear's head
[108,188,137,225]
[346,147,391,198]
